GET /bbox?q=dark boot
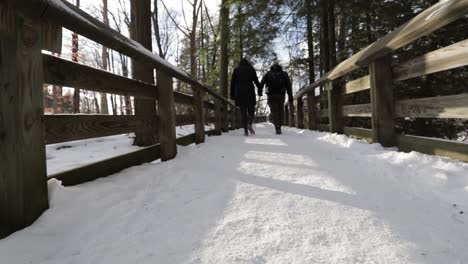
[248,125,255,135]
[244,129,249,136]
[275,127,282,135]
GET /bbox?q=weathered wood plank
[296,97,304,129]
[397,134,468,162]
[176,114,195,126]
[45,115,157,144]
[0,1,15,37]
[319,109,329,118]
[176,133,196,146]
[174,92,193,105]
[327,81,344,133]
[43,54,157,99]
[296,0,468,98]
[343,75,370,94]
[370,55,396,147]
[48,144,161,186]
[157,71,177,161]
[343,127,373,143]
[342,104,372,117]
[394,39,468,81]
[193,87,205,143]
[42,23,62,54]
[0,18,48,238]
[395,93,468,119]
[317,124,330,132]
[306,93,317,130]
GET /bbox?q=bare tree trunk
[131,0,158,146]
[328,0,337,69]
[219,0,230,131]
[306,0,315,84]
[72,0,80,113]
[100,0,110,114]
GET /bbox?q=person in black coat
[230,58,261,136]
[259,63,293,134]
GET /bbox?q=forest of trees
[43,0,467,141]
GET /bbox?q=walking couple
[230,58,294,136]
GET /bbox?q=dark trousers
[267,94,285,128]
[240,105,255,131]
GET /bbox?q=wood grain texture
[343,127,373,143]
[370,55,396,147]
[43,54,157,99]
[397,134,468,162]
[317,124,330,132]
[296,98,304,129]
[327,82,344,133]
[193,87,205,143]
[343,75,370,94]
[342,104,372,117]
[0,1,15,37]
[41,23,62,54]
[48,144,161,186]
[176,133,196,146]
[394,39,468,81]
[0,19,48,238]
[45,115,157,144]
[157,71,177,161]
[395,93,468,119]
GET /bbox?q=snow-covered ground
[46,125,211,175]
[2,123,468,263]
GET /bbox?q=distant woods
[43,0,467,141]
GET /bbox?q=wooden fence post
[288,101,295,127]
[0,12,49,238]
[296,97,304,129]
[327,81,344,134]
[306,91,317,130]
[284,104,290,126]
[222,102,229,132]
[229,106,236,130]
[214,99,223,135]
[370,55,396,147]
[193,87,205,143]
[157,71,177,161]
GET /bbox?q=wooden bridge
[1,0,468,242]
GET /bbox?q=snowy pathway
[1,123,468,263]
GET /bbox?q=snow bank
[1,123,467,263]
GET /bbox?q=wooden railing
[0,0,241,238]
[289,0,468,163]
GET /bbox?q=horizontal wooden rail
[16,0,235,107]
[45,115,157,144]
[295,0,468,98]
[394,39,468,81]
[43,54,157,99]
[45,114,216,144]
[343,127,373,142]
[343,76,370,95]
[47,144,161,186]
[396,93,468,119]
[342,39,468,95]
[342,126,468,162]
[317,124,330,132]
[343,93,468,119]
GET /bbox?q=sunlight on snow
[237,161,356,195]
[244,138,288,146]
[244,151,318,168]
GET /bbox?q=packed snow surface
[2,123,468,263]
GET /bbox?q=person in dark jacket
[230,58,261,136]
[259,63,293,134]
